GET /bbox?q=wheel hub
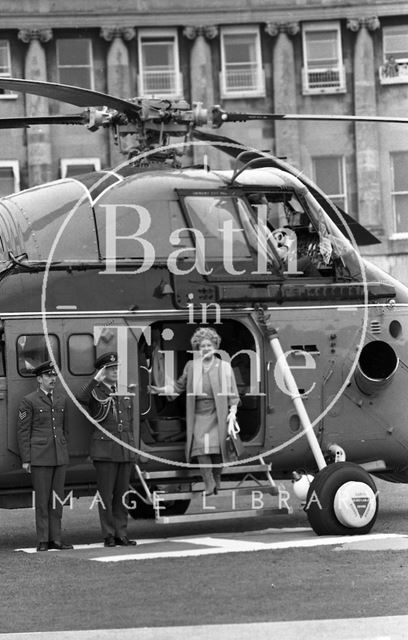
[333,481,377,528]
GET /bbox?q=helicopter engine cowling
[355,340,399,396]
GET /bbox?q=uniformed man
[17,360,73,552]
[77,352,137,547]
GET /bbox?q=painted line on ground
[1,616,407,639]
[90,532,407,562]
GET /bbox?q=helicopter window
[95,199,193,260]
[16,335,60,377]
[57,39,93,90]
[68,334,95,376]
[182,195,253,259]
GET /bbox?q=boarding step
[142,463,271,481]
[159,484,279,501]
[156,507,287,525]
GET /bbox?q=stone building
[0,0,407,280]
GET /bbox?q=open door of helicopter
[139,318,265,458]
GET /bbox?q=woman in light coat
[150,327,240,495]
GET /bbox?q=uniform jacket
[172,358,240,462]
[77,379,136,462]
[17,389,69,466]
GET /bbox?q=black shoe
[114,536,137,546]
[36,541,48,552]
[48,541,74,550]
[104,535,116,547]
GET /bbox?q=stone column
[265,22,300,168]
[183,25,218,106]
[18,28,53,187]
[100,26,136,168]
[347,17,382,232]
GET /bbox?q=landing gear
[305,462,378,536]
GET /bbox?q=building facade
[0,0,407,280]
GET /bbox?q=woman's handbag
[225,415,245,460]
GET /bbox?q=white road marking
[0,617,405,639]
[90,532,407,562]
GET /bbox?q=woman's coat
[172,357,240,462]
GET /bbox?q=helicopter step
[155,506,286,525]
[141,463,273,481]
[157,482,279,501]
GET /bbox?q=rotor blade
[223,111,408,124]
[193,128,250,157]
[0,114,88,128]
[0,77,140,113]
[192,129,380,246]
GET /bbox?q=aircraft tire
[305,462,378,536]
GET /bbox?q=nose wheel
[305,462,378,536]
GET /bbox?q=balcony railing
[302,65,346,94]
[139,68,183,97]
[220,63,265,98]
[379,62,408,85]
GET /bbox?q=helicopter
[0,76,407,537]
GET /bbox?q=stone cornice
[18,28,53,43]
[0,2,407,29]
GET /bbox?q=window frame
[56,38,94,90]
[0,160,20,195]
[16,334,60,378]
[380,25,408,85]
[137,28,183,98]
[220,25,265,99]
[312,155,347,212]
[0,40,17,99]
[60,157,101,179]
[390,151,408,237]
[301,21,346,95]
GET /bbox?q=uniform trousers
[93,461,133,538]
[31,465,67,544]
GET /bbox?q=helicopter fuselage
[0,164,407,510]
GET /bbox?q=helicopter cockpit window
[246,190,335,277]
[95,199,193,260]
[177,192,282,276]
[182,195,252,259]
[16,334,60,377]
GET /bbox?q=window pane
[184,195,252,259]
[17,335,60,376]
[306,30,338,67]
[96,199,192,259]
[0,166,15,196]
[392,152,408,191]
[313,156,342,195]
[225,34,257,64]
[395,194,408,233]
[384,28,408,58]
[0,41,10,74]
[68,334,95,375]
[58,39,91,66]
[142,41,174,68]
[65,164,96,177]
